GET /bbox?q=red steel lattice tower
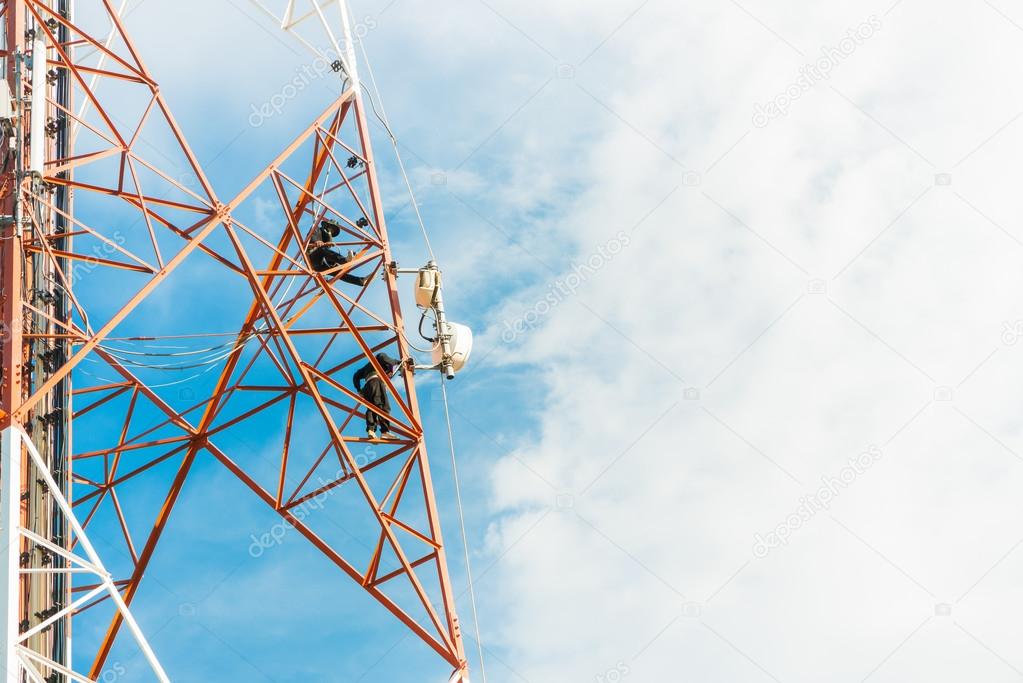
[0,0,472,680]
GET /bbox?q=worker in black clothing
[307,218,372,287]
[354,352,402,440]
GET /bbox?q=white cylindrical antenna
[29,36,47,175]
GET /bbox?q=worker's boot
[380,430,399,441]
[366,428,377,440]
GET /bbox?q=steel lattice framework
[0,0,471,680]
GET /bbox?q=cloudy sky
[58,0,1023,681]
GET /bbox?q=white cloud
[451,0,1023,681]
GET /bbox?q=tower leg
[0,428,21,683]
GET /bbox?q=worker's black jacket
[353,353,401,393]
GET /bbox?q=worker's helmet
[376,353,401,373]
[319,218,343,239]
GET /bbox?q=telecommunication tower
[0,0,474,680]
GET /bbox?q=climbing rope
[441,377,488,683]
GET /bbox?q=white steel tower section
[1,426,171,682]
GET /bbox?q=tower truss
[0,0,471,680]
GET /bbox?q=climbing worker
[307,218,372,287]
[354,352,403,440]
